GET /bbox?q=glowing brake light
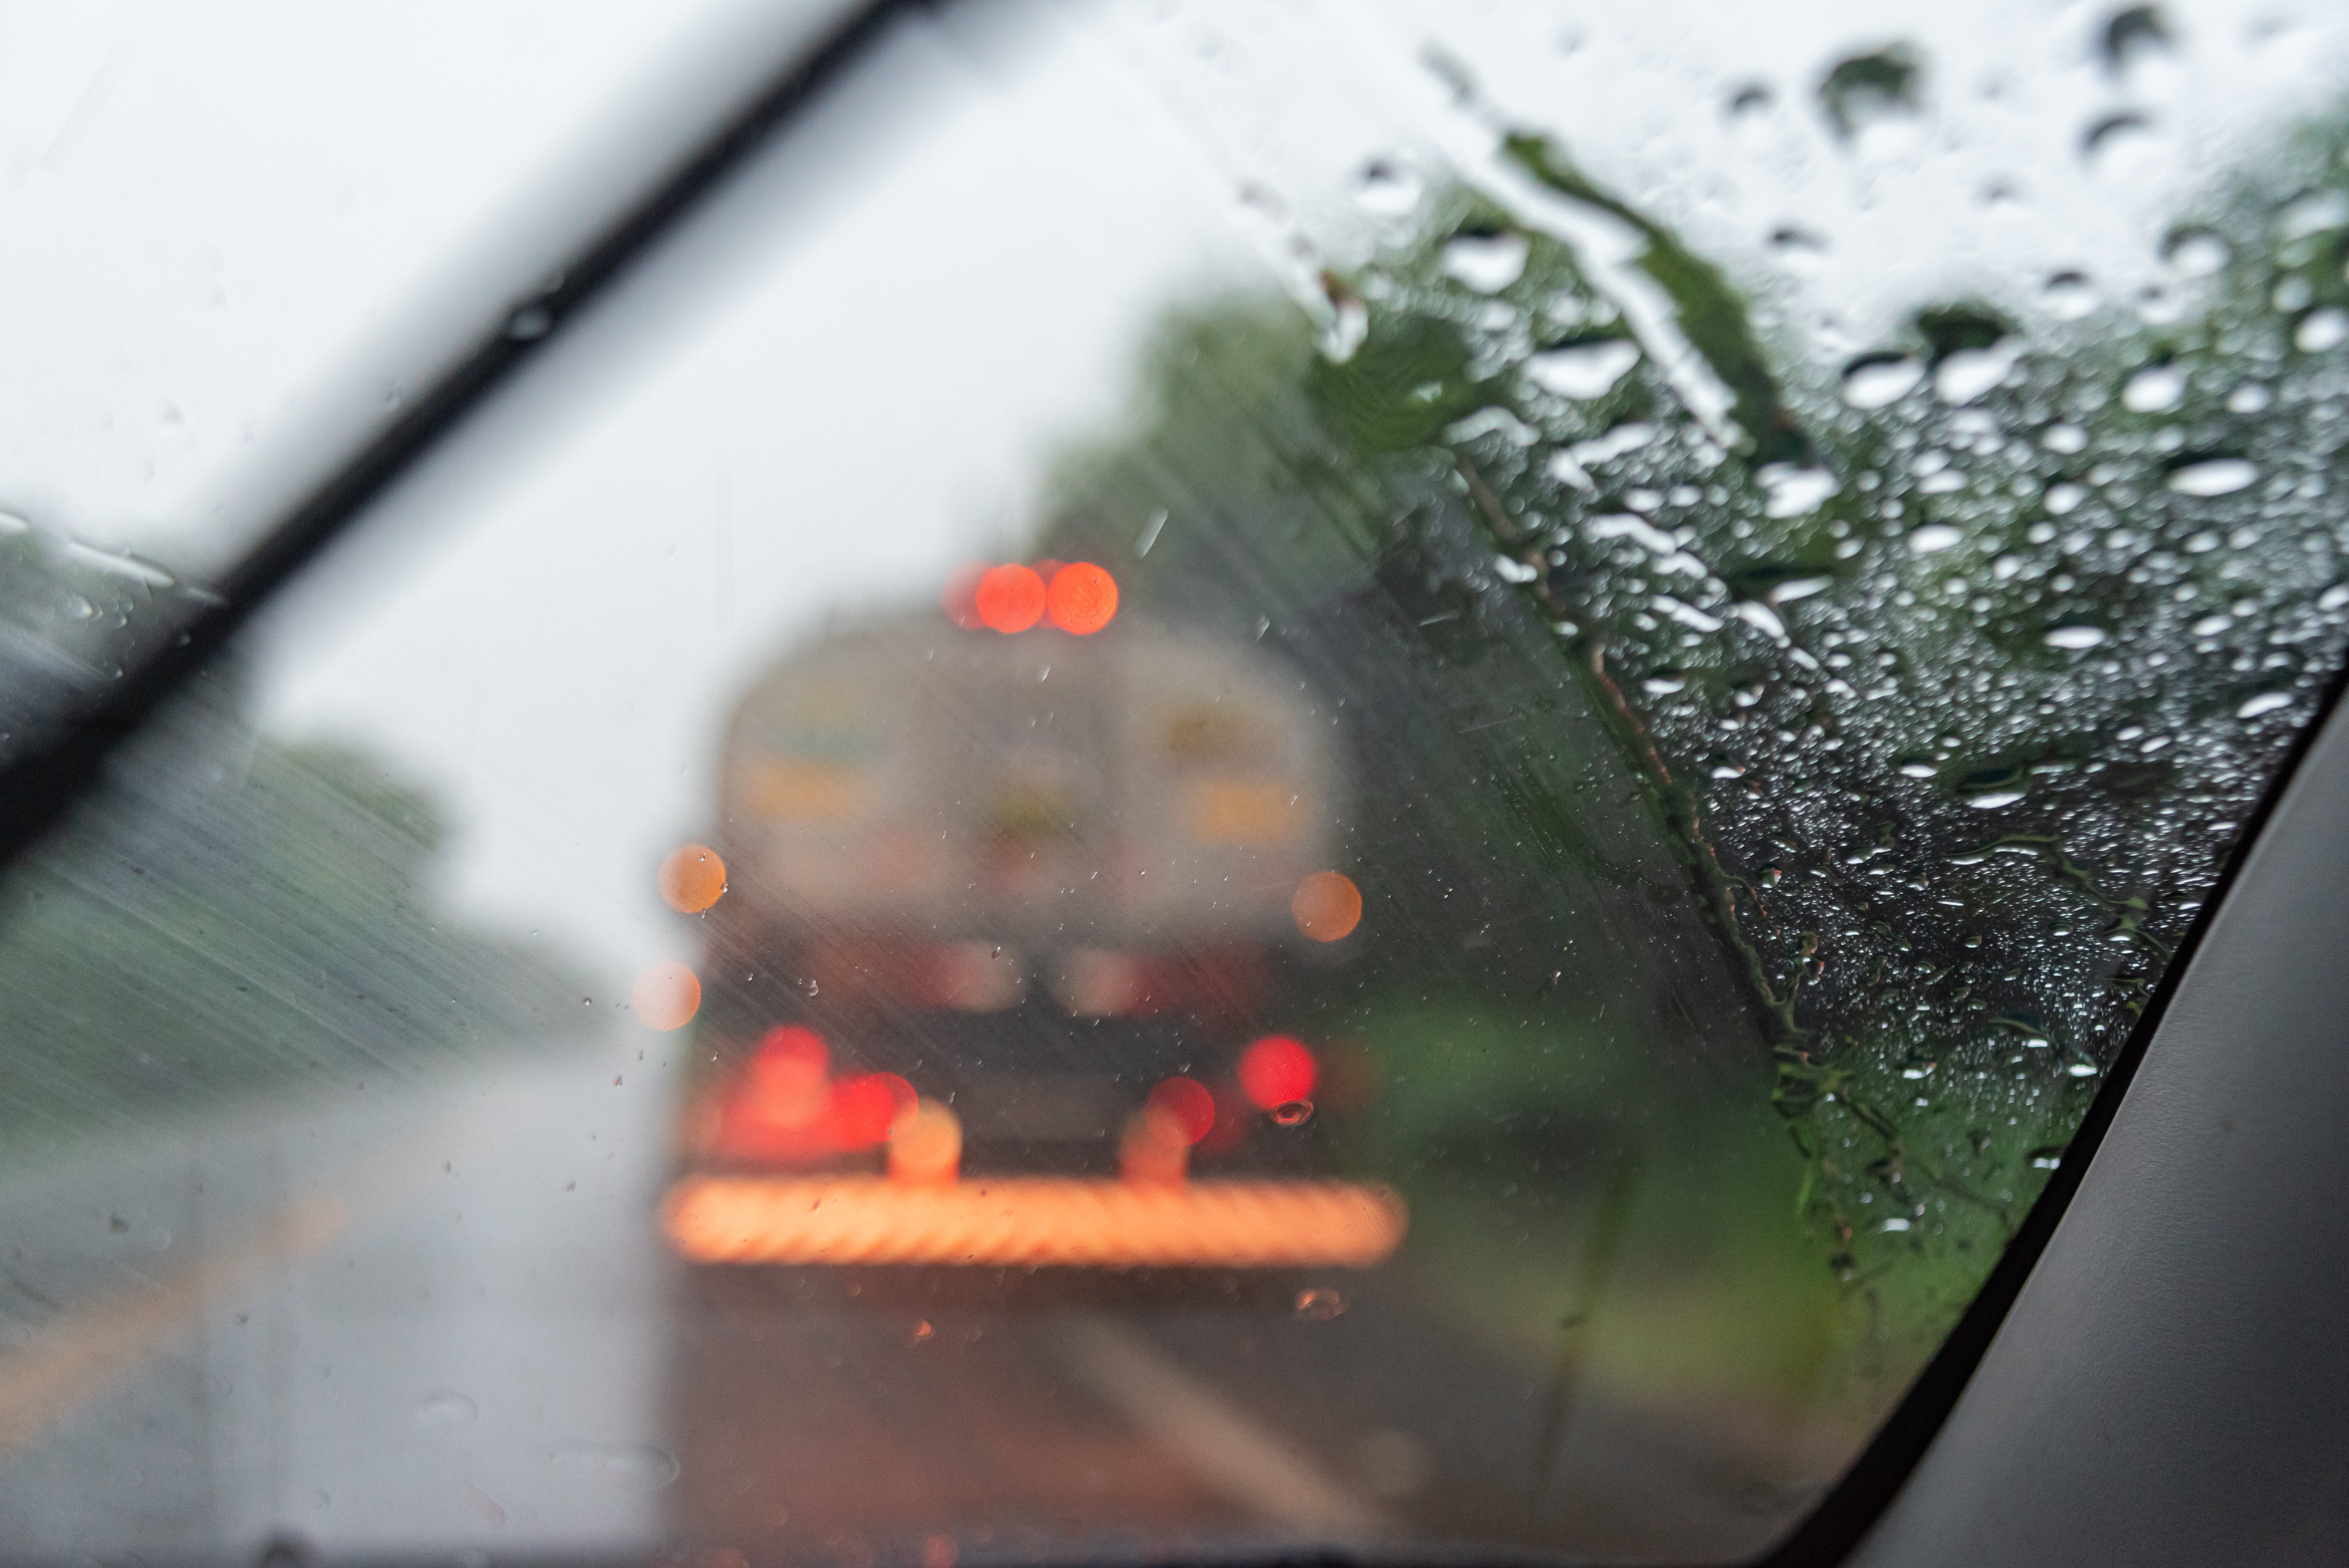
[1146,1076,1217,1145]
[829,1071,918,1146]
[1238,1036,1318,1111]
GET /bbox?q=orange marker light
[658,843,727,913]
[1239,1036,1318,1110]
[664,1175,1408,1268]
[975,564,1046,633]
[1046,562,1119,634]
[1291,870,1363,942]
[633,960,702,1030]
[1147,1077,1217,1145]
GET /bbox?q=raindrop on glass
[1842,354,1924,409]
[2122,363,2185,413]
[2166,458,2257,497]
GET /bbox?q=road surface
[0,1031,1825,1565]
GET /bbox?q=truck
[660,562,1405,1270]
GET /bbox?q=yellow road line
[0,1195,346,1460]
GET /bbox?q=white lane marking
[1059,1317,1387,1535]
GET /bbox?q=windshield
[4,2,2348,1563]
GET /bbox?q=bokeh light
[664,1174,1408,1267]
[888,1101,963,1185]
[747,1025,831,1127]
[633,960,702,1030]
[1146,1076,1217,1145]
[831,1072,919,1146]
[1046,562,1119,634]
[657,842,728,913]
[1238,1035,1318,1110]
[975,564,1046,632]
[1290,870,1363,942]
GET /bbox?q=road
[0,1031,1823,1566]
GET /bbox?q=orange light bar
[663,1175,1407,1268]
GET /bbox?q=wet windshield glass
[4,2,2347,1563]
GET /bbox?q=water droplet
[2278,189,2349,241]
[2227,383,2273,414]
[416,1390,478,1430]
[2045,482,2086,516]
[2044,625,2108,650]
[1819,47,1921,141]
[2122,363,2185,413]
[2042,271,2097,319]
[2081,112,2152,163]
[2095,9,2165,70]
[1355,160,1423,216]
[1880,1216,1912,1232]
[1440,232,1528,292]
[2236,690,2294,718]
[1842,354,1924,409]
[2042,422,2088,454]
[1967,790,2026,809]
[1759,464,1839,518]
[1935,341,2021,404]
[1908,524,1964,554]
[911,1319,936,1344]
[2163,226,2230,276]
[1270,1099,1314,1127]
[2166,458,2257,497]
[2295,308,2349,352]
[1524,338,1640,399]
[1295,1287,1346,1321]
[2065,1061,2099,1079]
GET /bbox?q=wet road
[0,1033,1819,1566]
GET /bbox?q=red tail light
[1146,1077,1217,1145]
[1238,1035,1318,1110]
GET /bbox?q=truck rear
[662,564,1403,1269]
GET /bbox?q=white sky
[0,0,856,575]
[17,0,2337,1000]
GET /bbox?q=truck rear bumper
[662,1174,1406,1269]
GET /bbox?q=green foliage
[1029,91,2349,1402]
[0,667,586,1148]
